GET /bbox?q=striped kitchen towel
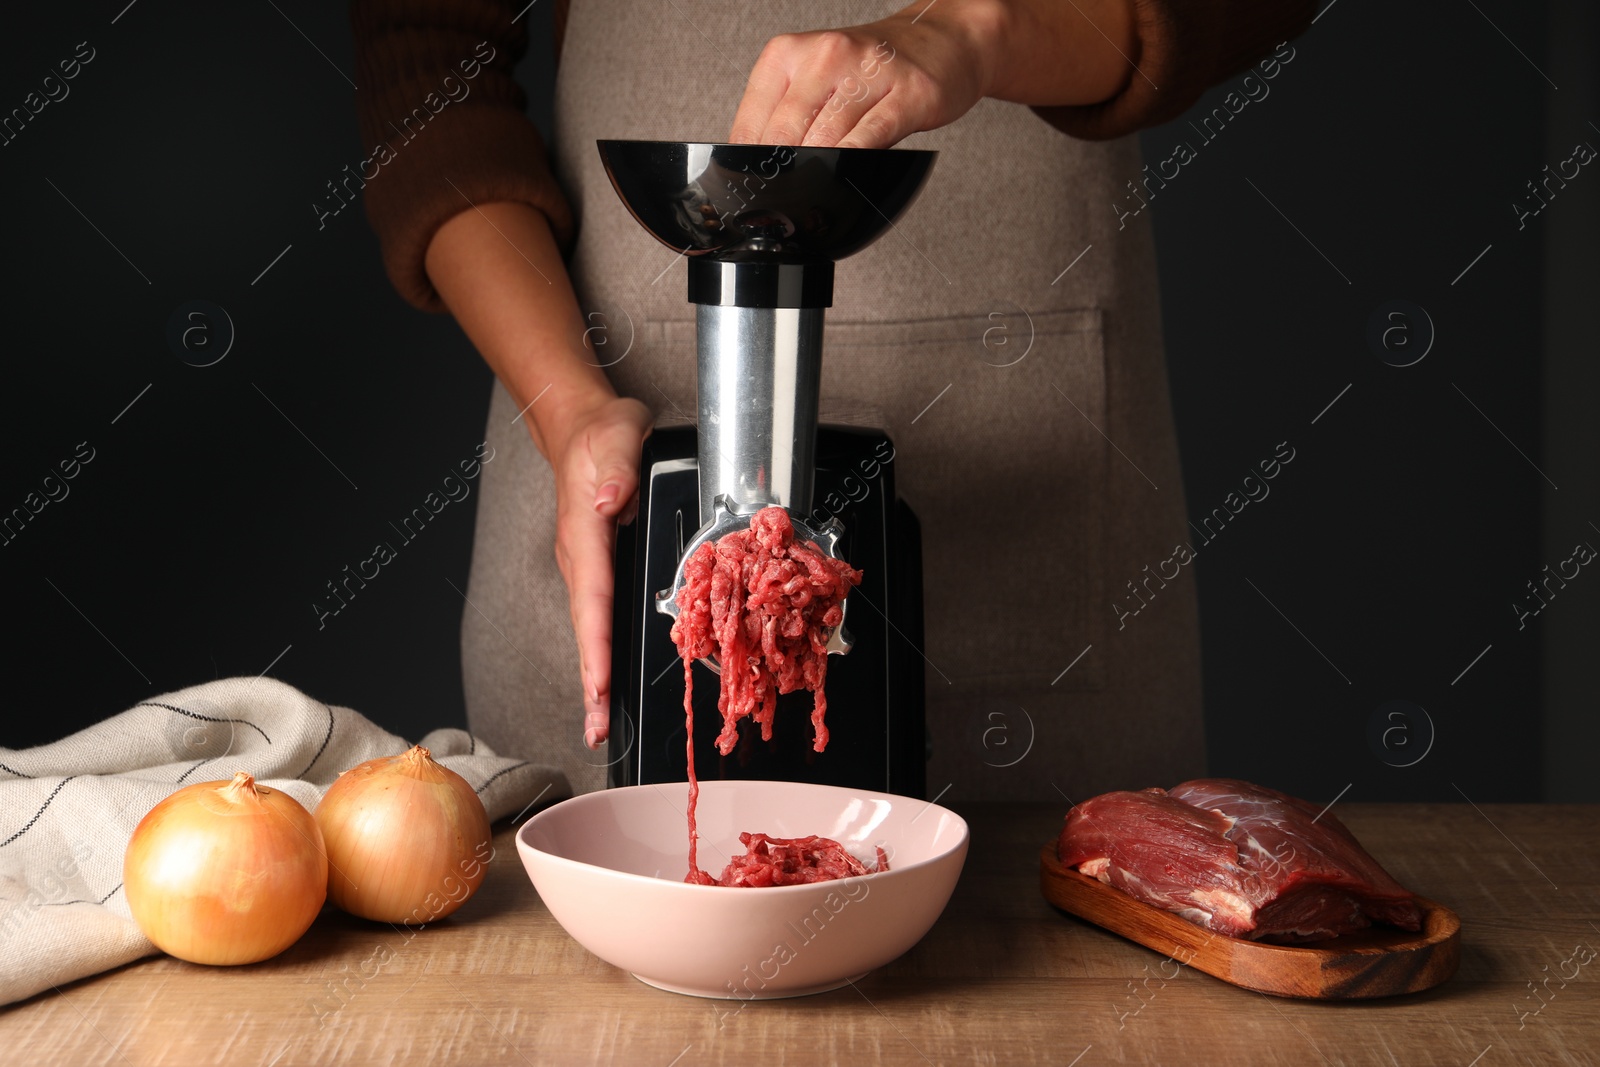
[0,676,567,1006]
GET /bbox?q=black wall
[1137,2,1568,803]
[2,1,1586,802]
[2,2,493,750]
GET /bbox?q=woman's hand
[729,0,1135,150]
[728,8,997,150]
[425,201,652,752]
[547,395,654,750]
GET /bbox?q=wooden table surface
[3,803,1596,1066]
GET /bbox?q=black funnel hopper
[598,140,936,305]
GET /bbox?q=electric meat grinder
[598,140,936,797]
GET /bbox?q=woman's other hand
[729,0,1135,150]
[548,395,653,750]
[426,200,648,752]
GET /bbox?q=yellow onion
[315,744,492,924]
[124,771,327,965]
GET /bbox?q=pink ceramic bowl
[516,779,968,998]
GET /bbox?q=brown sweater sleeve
[1033,0,1316,141]
[350,0,574,313]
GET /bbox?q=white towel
[0,677,568,1006]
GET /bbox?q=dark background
[1,1,1592,801]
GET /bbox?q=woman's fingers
[560,499,614,742]
[799,68,887,147]
[730,7,998,151]
[556,398,653,750]
[833,89,916,150]
[729,45,792,143]
[561,500,618,750]
[753,33,877,146]
[731,30,902,148]
[592,454,639,518]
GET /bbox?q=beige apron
[463,0,1204,801]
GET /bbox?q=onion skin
[123,772,327,966]
[316,745,493,924]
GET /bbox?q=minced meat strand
[670,506,865,885]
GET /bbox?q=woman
[351,0,1313,799]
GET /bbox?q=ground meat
[672,507,861,754]
[715,833,890,887]
[670,506,864,884]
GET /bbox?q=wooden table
[3,803,1596,1065]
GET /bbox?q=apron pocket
[819,308,1107,692]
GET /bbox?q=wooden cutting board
[1039,842,1460,999]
